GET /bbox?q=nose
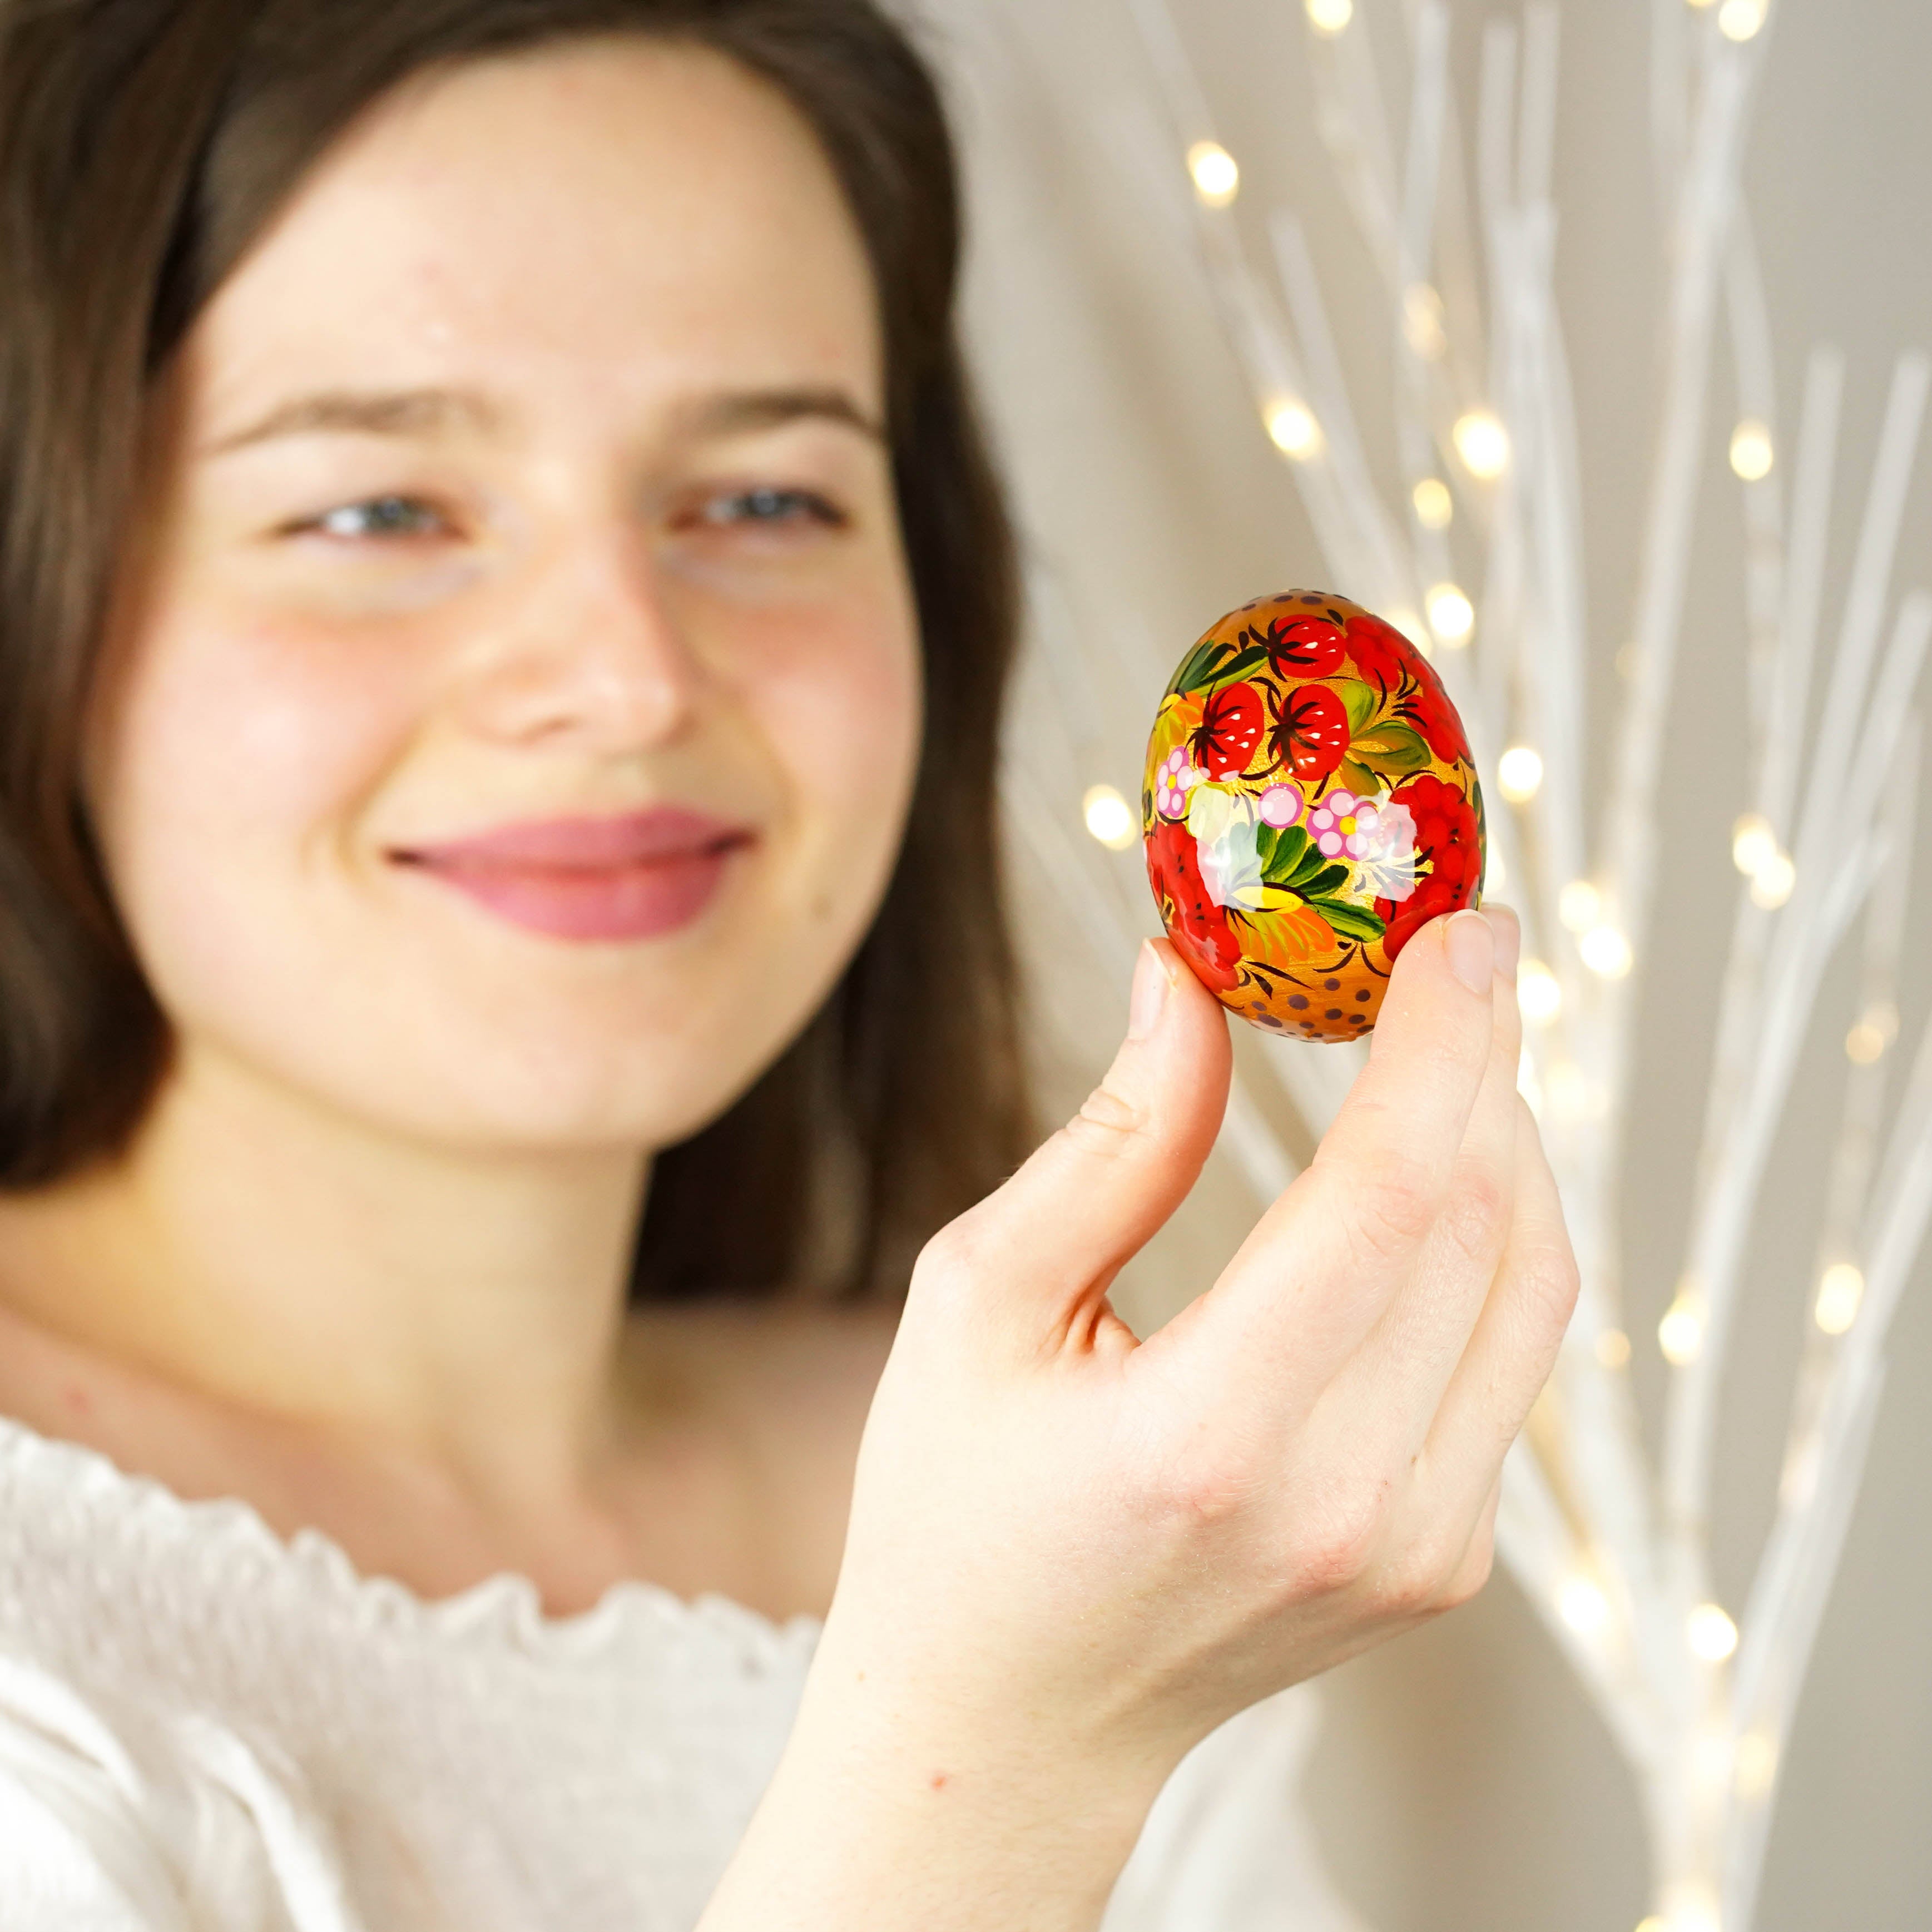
[451,521,700,752]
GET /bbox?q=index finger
[1178,909,1501,1403]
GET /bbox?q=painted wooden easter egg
[1143,588,1485,1041]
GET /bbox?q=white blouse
[0,1415,1367,1930]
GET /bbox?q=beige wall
[921,0,1932,1924]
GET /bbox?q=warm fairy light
[1687,1602,1739,1663]
[1646,1887,1722,1932]
[1559,879,1602,932]
[1731,811,1795,906]
[1729,418,1774,480]
[1748,850,1796,909]
[1558,1575,1612,1636]
[1486,845,1507,891]
[1452,409,1510,479]
[1402,282,1447,361]
[1846,1021,1886,1064]
[1658,1284,1706,1366]
[1717,0,1766,40]
[1498,745,1544,802]
[1186,141,1240,208]
[1735,1727,1779,1800]
[1846,1000,1898,1064]
[1580,923,1633,979]
[1519,958,1562,1024]
[1081,784,1138,851]
[1728,811,1794,904]
[1731,812,1776,876]
[1265,397,1323,458]
[1305,0,1354,34]
[1425,581,1475,646]
[1412,475,1454,529]
[1595,1327,1632,1369]
[1814,1262,1865,1336]
[1660,1888,1721,1932]
[1691,1727,1736,1795]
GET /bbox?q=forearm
[699,1633,1165,1932]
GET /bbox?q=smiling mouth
[389,808,756,943]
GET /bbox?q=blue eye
[700,487,844,528]
[310,496,443,539]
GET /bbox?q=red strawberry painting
[1188,680,1265,777]
[1269,681,1350,785]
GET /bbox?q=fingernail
[1128,940,1171,1040]
[1446,909,1494,995]
[1484,905,1521,982]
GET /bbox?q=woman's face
[87,37,921,1153]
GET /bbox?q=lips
[391,806,752,942]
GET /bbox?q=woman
[0,1,1576,1926]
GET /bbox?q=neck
[0,1038,652,1504]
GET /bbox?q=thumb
[913,939,1231,1343]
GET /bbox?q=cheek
[95,610,422,960]
[738,597,922,896]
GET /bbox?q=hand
[704,907,1578,1931]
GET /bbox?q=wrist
[700,1617,1170,1932]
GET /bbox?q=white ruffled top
[0,1414,1366,1930]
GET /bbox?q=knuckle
[1373,1547,1446,1617]
[1331,1146,1441,1266]
[1381,1519,1495,1615]
[1061,1079,1153,1162]
[1153,1435,1267,1534]
[1440,1528,1497,1609]
[1292,1485,1387,1597]
[910,1216,987,1303]
[1521,1232,1584,1329]
[1434,1164,1508,1270]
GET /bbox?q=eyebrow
[682,387,885,443]
[200,387,503,456]
[200,382,885,457]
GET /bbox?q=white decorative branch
[1003,4,1929,1923]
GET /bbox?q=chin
[156,860,866,1157]
[210,961,810,1157]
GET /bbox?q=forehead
[181,36,883,437]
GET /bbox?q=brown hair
[0,0,1028,1302]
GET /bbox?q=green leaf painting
[1254,825,1347,896]
[1347,720,1430,780]
[1336,758,1381,800]
[1306,896,1386,943]
[1254,823,1310,884]
[1335,677,1381,736]
[1166,638,1225,697]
